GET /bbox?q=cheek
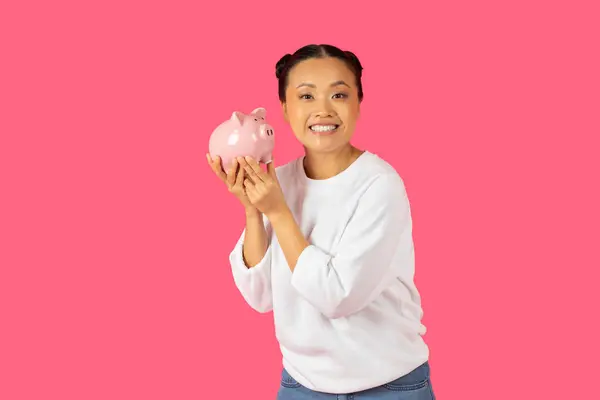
[290,110,308,126]
[342,105,359,121]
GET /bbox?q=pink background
[1,0,599,399]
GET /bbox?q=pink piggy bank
[208,107,275,172]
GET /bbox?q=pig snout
[259,124,275,138]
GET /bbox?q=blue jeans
[276,362,435,399]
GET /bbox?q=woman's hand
[206,153,258,215]
[238,156,288,218]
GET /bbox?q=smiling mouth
[309,124,340,134]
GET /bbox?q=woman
[207,44,435,399]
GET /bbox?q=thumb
[266,159,277,179]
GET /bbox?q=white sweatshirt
[229,151,430,394]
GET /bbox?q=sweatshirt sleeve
[290,172,414,319]
[229,215,274,313]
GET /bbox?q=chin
[304,137,349,153]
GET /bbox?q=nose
[261,124,274,137]
[313,102,336,118]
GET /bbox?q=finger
[266,159,277,179]
[216,163,228,182]
[243,179,257,202]
[243,178,255,192]
[208,154,227,181]
[239,157,262,184]
[244,156,270,182]
[226,158,238,188]
[234,162,245,188]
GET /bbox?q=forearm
[267,206,309,272]
[242,209,269,268]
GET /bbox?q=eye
[333,93,348,99]
[299,94,313,100]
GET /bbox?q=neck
[303,145,364,180]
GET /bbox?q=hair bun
[344,51,363,75]
[275,53,292,79]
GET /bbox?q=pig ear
[230,111,244,125]
[251,107,267,118]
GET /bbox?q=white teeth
[310,125,338,132]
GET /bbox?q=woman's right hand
[206,153,258,215]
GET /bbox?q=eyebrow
[296,80,350,89]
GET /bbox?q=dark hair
[275,44,364,103]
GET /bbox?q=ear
[251,107,266,118]
[230,111,244,125]
[280,101,289,122]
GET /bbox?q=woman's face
[281,57,361,154]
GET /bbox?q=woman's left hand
[238,156,288,217]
